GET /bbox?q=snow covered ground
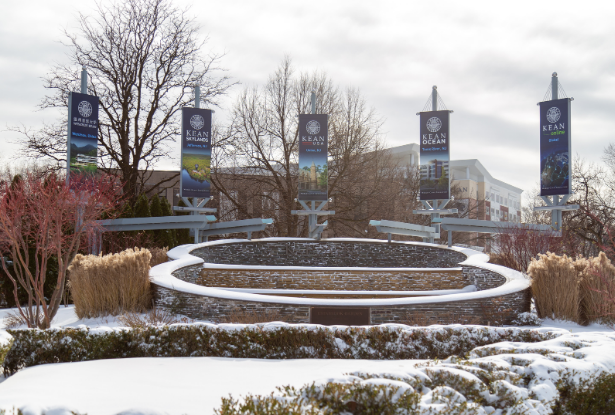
[0,357,434,415]
[0,306,614,415]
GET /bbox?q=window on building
[262,191,280,218]
[221,190,238,221]
[173,188,180,207]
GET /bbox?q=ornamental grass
[149,247,169,267]
[68,248,152,318]
[528,251,615,324]
[527,252,583,322]
[579,252,615,324]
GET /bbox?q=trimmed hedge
[556,372,615,414]
[0,341,11,367]
[216,370,533,415]
[3,325,558,376]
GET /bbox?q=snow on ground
[0,305,136,330]
[2,305,613,333]
[0,357,431,415]
[0,306,614,415]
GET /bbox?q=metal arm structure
[92,215,273,254]
[173,197,217,243]
[292,200,334,239]
[439,217,559,247]
[369,220,439,242]
[413,199,458,243]
[91,214,217,254]
[534,195,579,232]
[370,217,559,248]
[199,218,273,241]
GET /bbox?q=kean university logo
[306,120,320,135]
[426,117,442,132]
[190,114,205,130]
[546,107,561,123]
[77,101,93,118]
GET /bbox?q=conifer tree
[160,197,178,248]
[134,194,151,218]
[175,198,192,245]
[150,194,163,217]
[149,194,168,248]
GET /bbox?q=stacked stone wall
[153,283,530,326]
[192,241,466,268]
[152,242,531,325]
[194,268,467,291]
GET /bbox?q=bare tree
[212,58,387,237]
[15,0,233,200]
[564,157,613,253]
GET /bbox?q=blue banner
[539,98,571,196]
[419,110,450,200]
[298,114,328,201]
[67,92,99,176]
[181,107,212,198]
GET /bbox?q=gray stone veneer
[192,241,466,268]
[153,284,530,325]
[152,242,530,325]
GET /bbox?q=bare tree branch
[14,0,234,200]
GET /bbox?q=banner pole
[309,91,317,238]
[311,90,316,114]
[193,85,201,243]
[81,66,88,94]
[552,72,558,100]
[430,86,438,244]
[551,73,559,231]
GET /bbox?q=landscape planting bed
[150,238,531,325]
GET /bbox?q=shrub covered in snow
[2,324,558,376]
[0,330,11,368]
[216,331,615,415]
[556,371,615,414]
[512,312,542,326]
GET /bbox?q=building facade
[387,144,522,222]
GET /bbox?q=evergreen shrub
[2,325,557,377]
[556,371,615,415]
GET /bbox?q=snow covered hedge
[2,324,558,376]
[216,370,615,415]
[217,332,615,415]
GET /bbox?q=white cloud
[2,0,615,194]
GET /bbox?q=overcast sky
[2,0,615,198]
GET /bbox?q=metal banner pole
[414,86,454,244]
[291,90,334,239]
[309,95,317,237]
[193,86,202,243]
[430,87,439,244]
[81,66,88,94]
[533,73,578,230]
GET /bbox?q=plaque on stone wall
[310,307,370,326]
